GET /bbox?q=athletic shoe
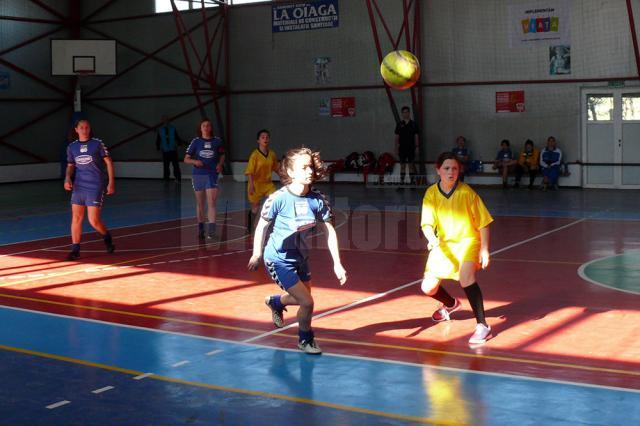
[297,339,322,355]
[67,251,80,261]
[468,323,492,345]
[431,298,462,322]
[106,244,115,254]
[198,230,205,240]
[265,296,286,328]
[206,233,219,242]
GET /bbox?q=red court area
[1,210,639,392]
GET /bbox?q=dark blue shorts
[265,259,311,290]
[71,188,106,207]
[192,174,219,191]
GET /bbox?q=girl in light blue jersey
[248,147,347,354]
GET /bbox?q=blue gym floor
[1,179,639,425]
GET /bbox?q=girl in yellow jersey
[245,129,279,230]
[421,152,494,345]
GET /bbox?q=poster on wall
[319,97,330,116]
[331,97,355,117]
[0,71,9,90]
[496,91,525,113]
[549,45,570,74]
[508,0,570,47]
[314,57,331,84]
[272,0,339,33]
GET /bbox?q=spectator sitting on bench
[515,139,540,189]
[493,139,517,188]
[452,136,471,181]
[540,136,562,191]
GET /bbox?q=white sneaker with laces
[468,323,492,345]
[297,339,322,355]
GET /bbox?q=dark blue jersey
[186,137,225,176]
[495,149,514,161]
[452,147,469,158]
[66,138,109,190]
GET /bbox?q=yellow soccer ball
[380,50,421,90]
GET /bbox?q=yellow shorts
[248,182,276,204]
[424,239,480,281]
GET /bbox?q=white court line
[243,217,587,344]
[3,304,638,395]
[46,400,71,409]
[206,349,223,356]
[0,211,241,257]
[0,217,195,255]
[133,373,154,380]
[171,360,190,368]
[91,386,115,394]
[577,250,640,295]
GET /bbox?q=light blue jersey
[261,186,332,262]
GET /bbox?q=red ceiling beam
[108,97,219,151]
[0,57,70,97]
[85,100,153,131]
[170,0,207,117]
[84,15,218,97]
[365,0,400,123]
[28,0,66,21]
[0,15,61,24]
[0,102,67,162]
[0,25,64,57]
[82,0,119,24]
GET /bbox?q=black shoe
[106,244,115,254]
[198,230,205,240]
[207,233,219,242]
[67,251,80,261]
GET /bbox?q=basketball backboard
[51,39,116,76]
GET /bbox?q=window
[155,0,219,13]
[622,94,640,121]
[587,95,614,121]
[155,0,269,12]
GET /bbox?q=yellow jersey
[421,182,493,279]
[245,148,278,183]
[245,148,278,203]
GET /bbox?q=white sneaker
[468,324,492,345]
[297,339,322,355]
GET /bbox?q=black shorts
[398,146,416,163]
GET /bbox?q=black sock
[102,232,112,246]
[247,211,253,229]
[431,286,456,308]
[463,283,487,326]
[71,243,80,253]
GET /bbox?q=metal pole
[365,0,400,123]
[626,0,640,78]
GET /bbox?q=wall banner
[272,0,339,33]
[508,0,570,47]
[496,91,525,113]
[331,97,355,117]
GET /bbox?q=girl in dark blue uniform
[64,119,115,260]
[184,118,225,240]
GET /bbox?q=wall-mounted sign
[331,97,355,117]
[496,91,525,113]
[273,0,339,33]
